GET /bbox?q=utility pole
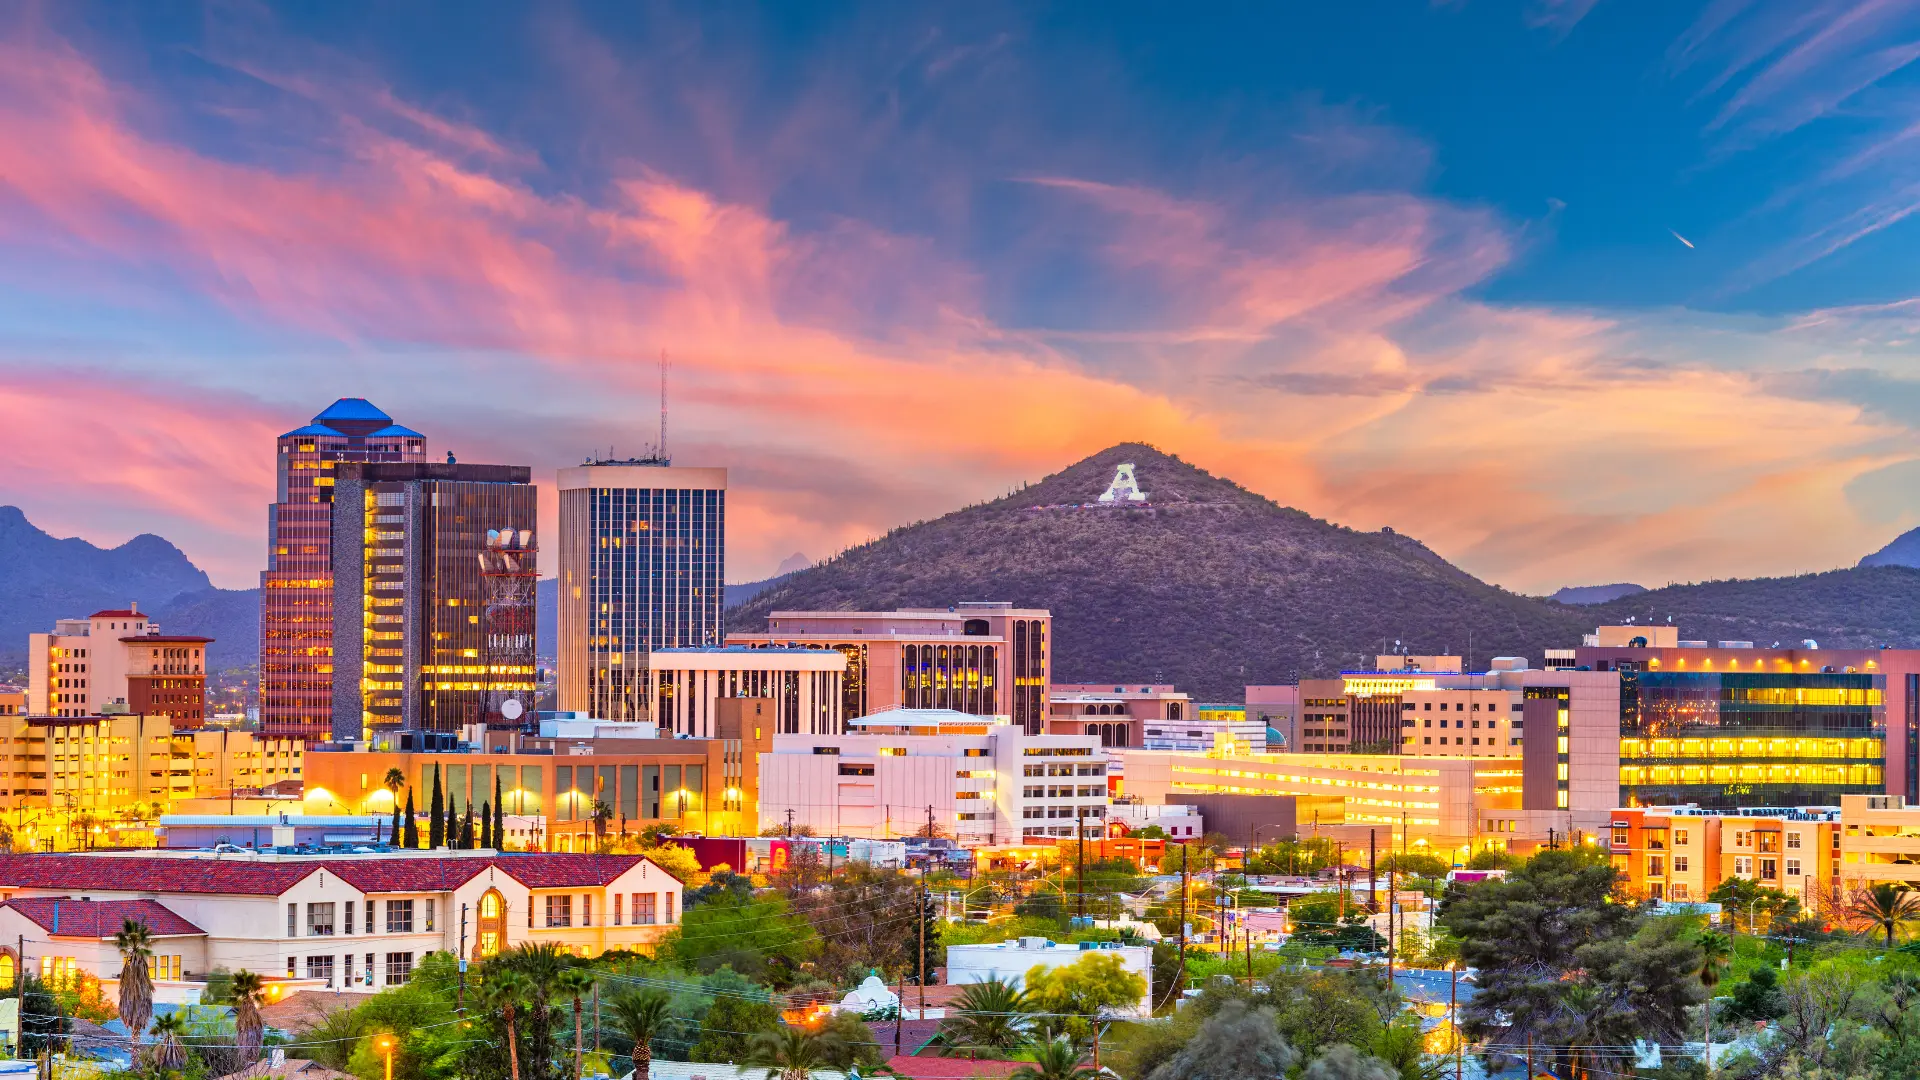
[1177,852,1189,1001]
[1077,808,1087,925]
[1451,960,1462,1080]
[457,904,468,1010]
[1387,863,1397,988]
[1368,829,1377,913]
[918,882,928,1018]
[1337,840,1346,921]
[786,809,794,838]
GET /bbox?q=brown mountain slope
[730,444,1594,698]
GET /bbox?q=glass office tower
[557,459,727,723]
[259,399,425,739]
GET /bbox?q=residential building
[301,700,773,849]
[28,608,211,726]
[1045,684,1190,748]
[0,850,684,997]
[330,461,538,741]
[729,603,1052,733]
[756,710,1108,845]
[556,460,728,724]
[1605,805,1838,906]
[647,646,846,737]
[261,399,427,740]
[1573,628,1912,808]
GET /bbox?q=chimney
[130,602,139,615]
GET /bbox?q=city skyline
[5,3,1920,596]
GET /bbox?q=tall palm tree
[229,969,267,1063]
[557,967,596,1080]
[938,977,1033,1059]
[1008,1038,1095,1080]
[148,1011,188,1074]
[744,1026,834,1080]
[1695,930,1732,1077]
[485,970,533,1080]
[607,990,672,1080]
[1849,883,1920,949]
[114,918,155,1052]
[383,767,406,799]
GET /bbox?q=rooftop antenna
[658,349,669,462]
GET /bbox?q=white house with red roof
[0,850,683,1003]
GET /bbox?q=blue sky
[3,1,1919,593]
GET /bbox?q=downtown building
[556,459,727,724]
[329,461,538,741]
[260,400,426,739]
[28,606,212,727]
[728,602,1053,733]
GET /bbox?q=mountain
[1584,567,1920,649]
[0,506,260,670]
[1550,583,1647,605]
[1861,527,1920,569]
[730,444,1596,698]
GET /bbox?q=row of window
[292,899,433,937]
[295,952,414,987]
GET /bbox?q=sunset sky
[5,2,1920,593]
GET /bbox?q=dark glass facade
[1618,668,1884,808]
[901,642,999,713]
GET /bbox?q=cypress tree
[403,789,419,848]
[493,776,506,850]
[389,800,401,846]
[478,800,492,849]
[428,766,445,849]
[445,799,459,850]
[459,805,475,849]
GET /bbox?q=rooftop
[89,609,144,620]
[0,897,205,938]
[0,852,673,897]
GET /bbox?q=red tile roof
[884,1055,1026,1079]
[88,610,143,619]
[0,898,204,938]
[118,635,214,644]
[0,852,671,898]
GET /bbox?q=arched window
[475,888,507,959]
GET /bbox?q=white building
[945,938,1152,1016]
[28,607,208,718]
[0,850,683,1001]
[757,710,1109,845]
[648,646,846,737]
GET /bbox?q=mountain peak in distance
[1551,583,1647,605]
[1862,527,1920,569]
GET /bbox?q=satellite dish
[501,699,524,720]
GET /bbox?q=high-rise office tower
[260,400,426,739]
[557,459,726,722]
[329,461,538,742]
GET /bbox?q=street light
[374,1033,396,1080]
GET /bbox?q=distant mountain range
[15,465,1920,695]
[0,507,257,672]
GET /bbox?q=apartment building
[1607,805,1840,906]
[27,608,211,727]
[757,710,1109,845]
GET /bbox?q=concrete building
[945,939,1152,1016]
[729,603,1052,734]
[1573,628,1911,808]
[0,716,303,850]
[1605,804,1840,907]
[330,461,538,741]
[757,710,1108,845]
[1245,684,1300,751]
[302,700,773,849]
[28,608,211,726]
[1045,684,1190,749]
[0,850,683,998]
[261,399,427,740]
[647,646,846,737]
[556,460,728,724]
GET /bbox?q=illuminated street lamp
[374,1033,396,1080]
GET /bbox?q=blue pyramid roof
[314,398,392,424]
[369,423,425,438]
[281,423,340,438]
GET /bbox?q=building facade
[757,711,1108,845]
[729,603,1052,732]
[1045,684,1191,748]
[1573,630,1909,808]
[647,647,845,737]
[261,399,427,740]
[28,609,210,726]
[0,851,683,997]
[330,461,538,741]
[556,461,727,724]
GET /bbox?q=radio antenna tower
[658,349,669,461]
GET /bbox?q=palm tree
[148,1011,188,1074]
[744,1025,834,1080]
[1008,1038,1095,1080]
[114,918,155,1052]
[383,767,406,799]
[938,977,1033,1058]
[557,966,596,1080]
[485,970,533,1080]
[1849,882,1920,949]
[1696,930,1732,1077]
[607,990,672,1080]
[229,969,267,1063]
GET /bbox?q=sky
[5,1,1920,594]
